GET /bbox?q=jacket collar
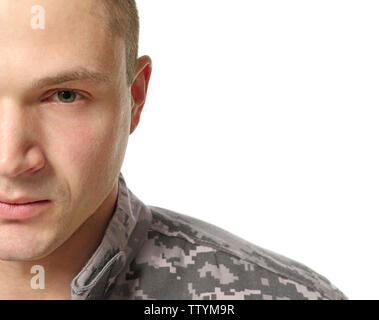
[70,172,152,299]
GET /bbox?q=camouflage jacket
[70,172,348,300]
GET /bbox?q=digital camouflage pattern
[70,172,348,300]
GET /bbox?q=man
[0,0,347,300]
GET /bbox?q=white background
[122,0,379,300]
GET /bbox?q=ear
[130,55,152,135]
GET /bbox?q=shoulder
[122,206,348,300]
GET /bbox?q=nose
[0,101,45,178]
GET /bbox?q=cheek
[54,123,121,207]
[74,129,116,170]
[45,100,130,185]
[53,122,117,176]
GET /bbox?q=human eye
[42,89,86,104]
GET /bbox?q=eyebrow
[29,67,112,89]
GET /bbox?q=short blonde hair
[100,0,139,86]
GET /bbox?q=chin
[0,244,50,262]
[0,228,57,262]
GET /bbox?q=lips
[0,200,46,205]
[0,196,48,204]
[0,200,52,220]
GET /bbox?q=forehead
[0,0,123,87]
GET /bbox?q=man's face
[0,0,131,260]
